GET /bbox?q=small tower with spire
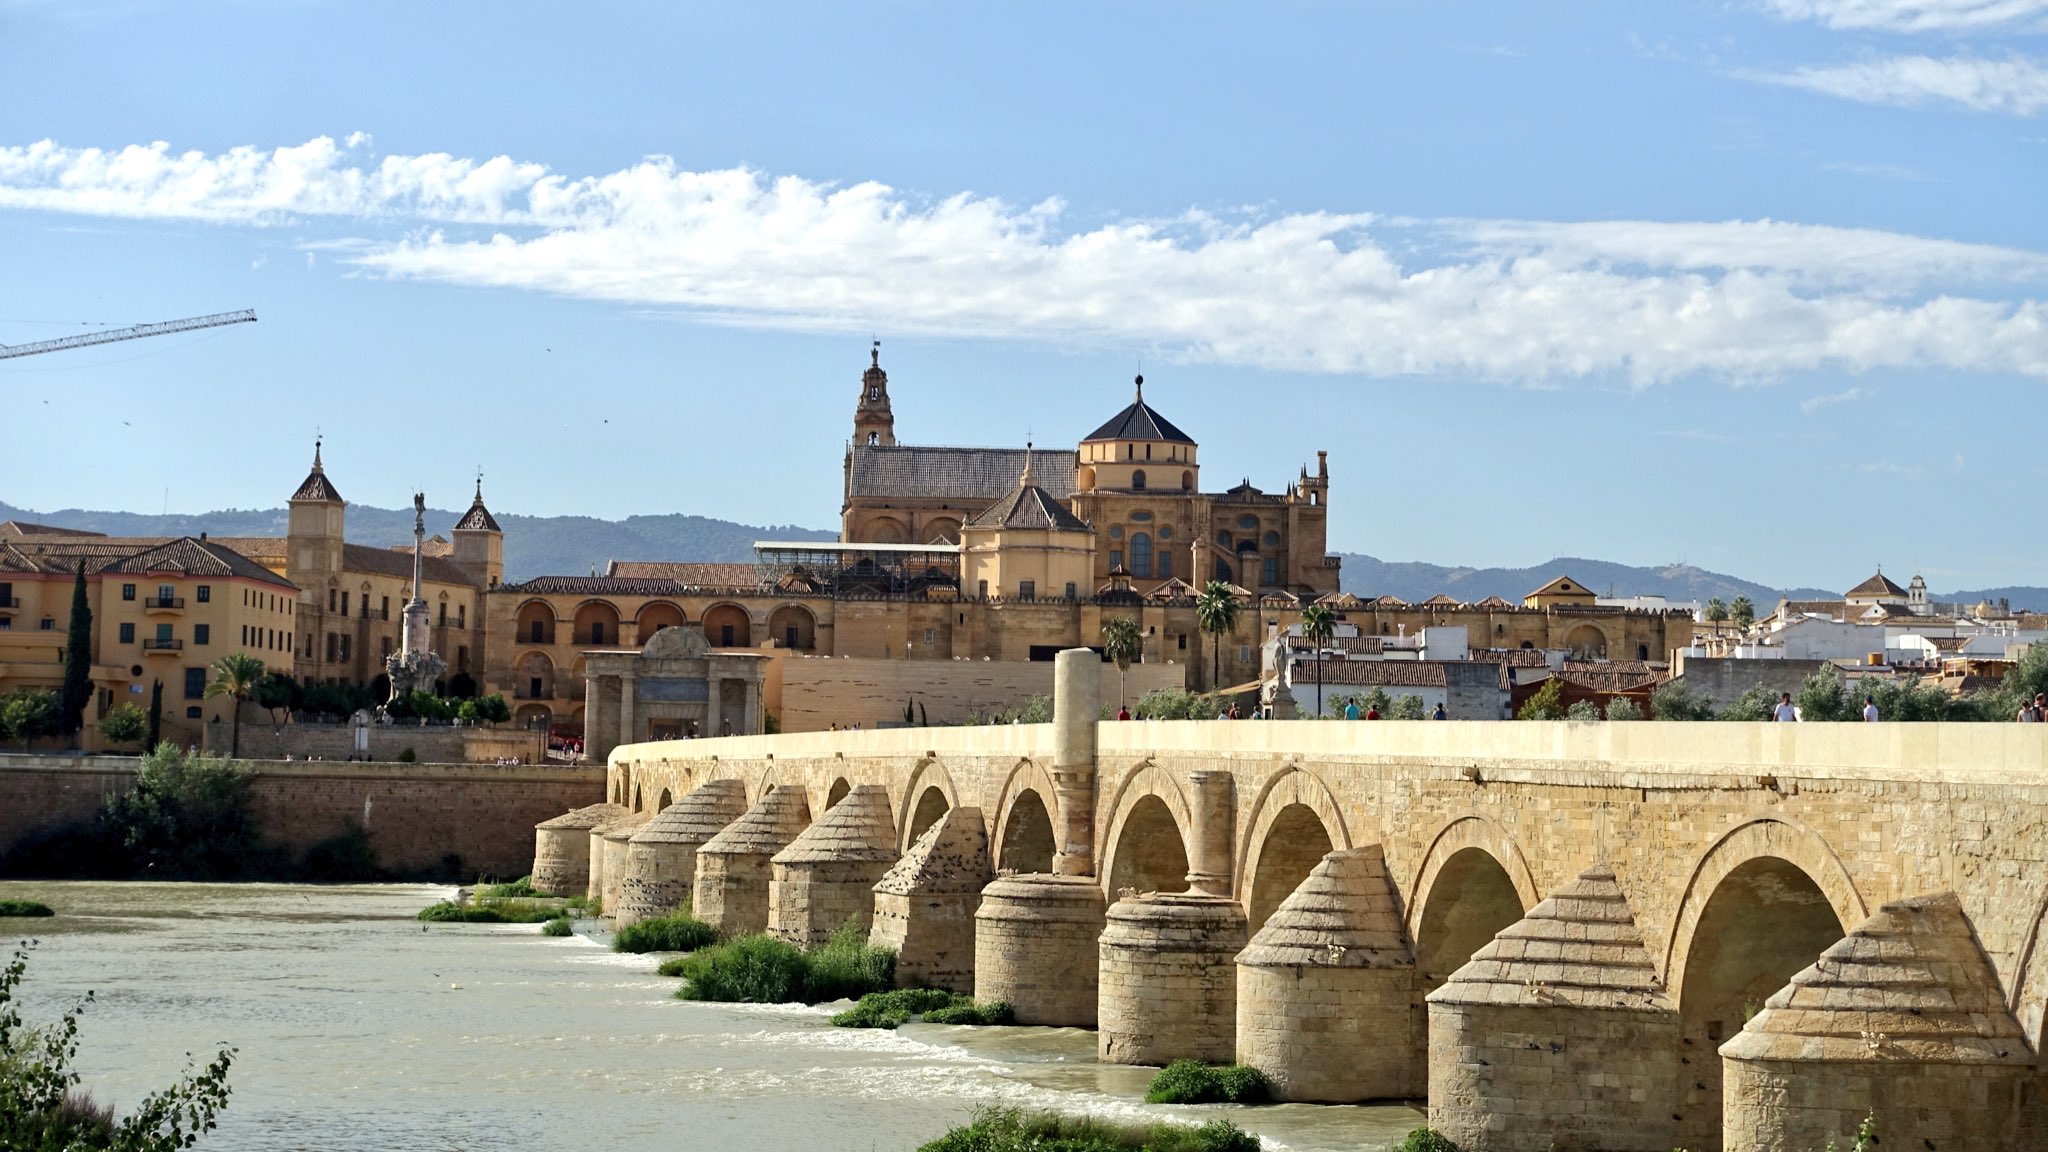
[452,471,505,590]
[853,340,896,448]
[286,436,346,595]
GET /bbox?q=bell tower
[853,340,895,448]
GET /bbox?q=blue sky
[1,1,2043,591]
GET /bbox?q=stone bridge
[538,651,2048,1152]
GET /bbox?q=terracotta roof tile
[967,484,1091,532]
[605,561,760,586]
[848,445,1077,501]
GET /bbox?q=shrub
[612,912,717,954]
[673,935,812,1003]
[0,899,54,918]
[799,918,896,1002]
[1605,697,1643,721]
[540,916,572,937]
[101,743,282,881]
[396,747,417,763]
[1564,699,1601,721]
[98,702,148,746]
[656,954,691,977]
[921,1000,1013,1026]
[918,1107,1258,1152]
[478,875,539,899]
[1143,1060,1271,1105]
[1393,1129,1461,1152]
[416,898,560,924]
[1650,681,1716,721]
[831,988,965,1029]
[298,824,384,882]
[1518,679,1566,720]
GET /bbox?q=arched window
[1263,531,1280,547]
[1132,469,1146,489]
[867,431,879,446]
[1130,533,1153,578]
[1181,470,1193,490]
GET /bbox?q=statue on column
[385,491,447,702]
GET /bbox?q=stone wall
[1670,656,1832,710]
[0,753,600,877]
[777,655,1185,732]
[224,722,545,764]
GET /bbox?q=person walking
[1344,699,1360,721]
[1773,692,1799,722]
[1365,704,1381,720]
[1117,705,1131,721]
[1862,695,1879,722]
[2020,694,2046,723]
[1432,702,1448,721]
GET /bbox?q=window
[1177,633,1188,650]
[529,677,543,699]
[119,622,135,643]
[1159,525,1173,540]
[1018,580,1036,601]
[1132,469,1147,489]
[1130,533,1153,578]
[1108,525,1122,539]
[923,629,935,645]
[868,432,879,446]
[1130,511,1152,522]
[194,624,210,646]
[1064,583,1077,600]
[1238,515,1258,531]
[784,625,800,649]
[185,706,203,719]
[1181,470,1193,490]
[457,645,469,672]
[591,621,607,645]
[339,634,351,661]
[1239,645,1253,662]
[977,580,988,599]
[457,604,465,629]
[40,618,54,631]
[1158,553,1173,579]
[718,624,735,646]
[122,583,136,601]
[1109,550,1122,570]
[154,622,172,645]
[529,620,545,643]
[359,595,368,619]
[1216,531,1231,547]
[196,585,210,603]
[381,596,390,619]
[1263,531,1280,548]
[1262,558,1279,586]
[327,588,336,612]
[183,667,205,699]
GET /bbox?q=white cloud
[2,135,2047,384]
[1800,386,1866,411]
[1752,54,2048,114]
[1764,0,2048,32]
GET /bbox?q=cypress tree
[57,560,93,741]
[147,678,163,747]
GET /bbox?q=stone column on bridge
[692,786,812,936]
[1051,647,1099,878]
[870,806,991,993]
[1426,863,1679,1152]
[615,779,748,929]
[1184,769,1234,897]
[617,670,638,750]
[1721,891,2033,1152]
[1235,845,1418,1102]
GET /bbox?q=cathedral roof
[1082,376,1195,445]
[291,440,343,504]
[968,452,1092,534]
[453,480,501,533]
[848,445,1077,501]
[1845,570,1908,599]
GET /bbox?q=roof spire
[871,338,880,369]
[474,468,484,502]
[312,435,324,471]
[1134,373,1144,403]
[1019,440,1035,486]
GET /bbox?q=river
[0,882,1424,1150]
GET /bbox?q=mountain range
[3,498,2039,610]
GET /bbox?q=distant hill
[0,499,837,583]
[5,498,2039,607]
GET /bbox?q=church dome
[1082,375,1195,446]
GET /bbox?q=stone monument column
[1051,647,1100,877]
[1184,770,1235,897]
[618,669,638,749]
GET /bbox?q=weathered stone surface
[975,873,1105,1026]
[616,779,747,928]
[596,813,651,914]
[770,783,898,948]
[1427,863,1679,1152]
[871,806,990,993]
[1721,891,2033,1152]
[693,786,811,936]
[532,801,626,896]
[1236,845,1417,1102]
[1099,894,1247,1066]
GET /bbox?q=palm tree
[1705,597,1728,623]
[204,652,268,758]
[1195,581,1241,694]
[1300,603,1336,718]
[1730,595,1756,630]
[1101,617,1142,712]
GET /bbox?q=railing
[145,596,185,610]
[0,597,20,610]
[142,638,183,652]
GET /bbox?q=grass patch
[1392,1131,1461,1152]
[564,893,600,917]
[477,875,539,899]
[416,897,562,925]
[612,912,718,954]
[541,916,572,937]
[922,1000,1013,1026]
[1144,1061,1271,1105]
[832,988,1015,1029]
[672,919,896,1004]
[0,899,55,918]
[919,1106,1258,1152]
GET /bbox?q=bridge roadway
[563,652,2048,1152]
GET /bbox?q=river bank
[0,881,1423,1151]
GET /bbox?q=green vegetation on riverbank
[477,875,539,899]
[830,988,1013,1029]
[612,911,717,954]
[671,920,894,1004]
[0,899,54,918]
[1143,1061,1270,1105]
[417,897,562,924]
[917,1107,1258,1152]
[541,915,572,936]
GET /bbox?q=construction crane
[0,309,256,361]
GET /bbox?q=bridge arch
[1100,763,1193,898]
[1663,817,1862,1152]
[823,776,852,813]
[1234,764,1352,934]
[992,758,1060,874]
[897,758,960,851]
[2007,890,2048,1053]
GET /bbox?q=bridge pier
[531,802,626,896]
[1235,845,1418,1102]
[769,783,898,949]
[598,814,651,915]
[1099,893,1248,1065]
[975,874,1106,1025]
[870,806,990,993]
[1721,891,2033,1152]
[1427,864,1679,1152]
[692,786,811,936]
[616,780,747,927]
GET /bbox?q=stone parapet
[1721,891,2034,1152]
[769,783,898,948]
[1098,893,1247,1066]
[616,779,748,928]
[870,806,990,992]
[532,802,627,896]
[1235,846,1416,1102]
[693,786,811,936]
[974,874,1106,1026]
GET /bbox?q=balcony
[0,597,20,615]
[144,596,186,613]
[142,638,184,653]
